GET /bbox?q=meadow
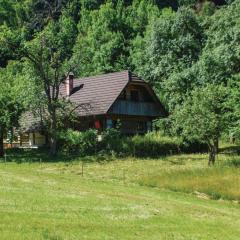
[0,148,239,239]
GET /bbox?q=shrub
[128,132,182,157]
[58,129,98,156]
[100,128,121,152]
[58,129,207,158]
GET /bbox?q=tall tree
[131,6,204,111]
[195,0,240,86]
[172,84,230,165]
[72,1,128,77]
[20,14,77,155]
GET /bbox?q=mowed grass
[0,152,240,239]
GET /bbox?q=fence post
[133,143,135,158]
[81,161,84,177]
[123,169,125,184]
[4,153,6,163]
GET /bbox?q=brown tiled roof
[66,70,132,116]
[59,70,166,117]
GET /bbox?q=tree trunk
[214,138,219,154]
[0,127,4,158]
[49,108,57,156]
[230,133,235,144]
[208,144,216,166]
[50,135,57,156]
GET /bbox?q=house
[19,70,166,147]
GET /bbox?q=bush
[128,132,182,157]
[58,129,207,158]
[100,128,122,153]
[58,129,98,156]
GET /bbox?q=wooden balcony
[109,100,162,117]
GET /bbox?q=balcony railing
[109,100,161,117]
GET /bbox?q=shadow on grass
[2,148,85,163]
[0,148,112,164]
[2,144,238,164]
[219,145,240,155]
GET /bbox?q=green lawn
[0,153,240,239]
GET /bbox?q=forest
[0,0,240,163]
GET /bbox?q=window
[106,119,113,129]
[130,90,139,101]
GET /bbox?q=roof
[63,70,148,116]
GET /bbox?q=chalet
[19,70,166,147]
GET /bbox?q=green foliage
[72,2,127,76]
[71,0,161,77]
[58,129,98,155]
[172,84,229,145]
[58,129,207,158]
[0,62,26,123]
[227,76,240,138]
[130,132,181,157]
[1,0,240,156]
[0,61,25,155]
[172,84,230,165]
[131,6,204,110]
[0,0,28,27]
[100,128,123,153]
[193,0,240,86]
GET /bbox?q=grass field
[0,151,240,239]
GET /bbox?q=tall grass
[139,166,240,201]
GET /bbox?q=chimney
[65,72,74,97]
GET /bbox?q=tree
[194,0,240,86]
[131,7,204,111]
[20,15,77,155]
[71,1,128,77]
[172,84,230,165]
[0,62,24,157]
[226,75,240,141]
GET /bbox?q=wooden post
[82,161,84,177]
[133,143,136,158]
[4,153,6,163]
[123,169,125,184]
